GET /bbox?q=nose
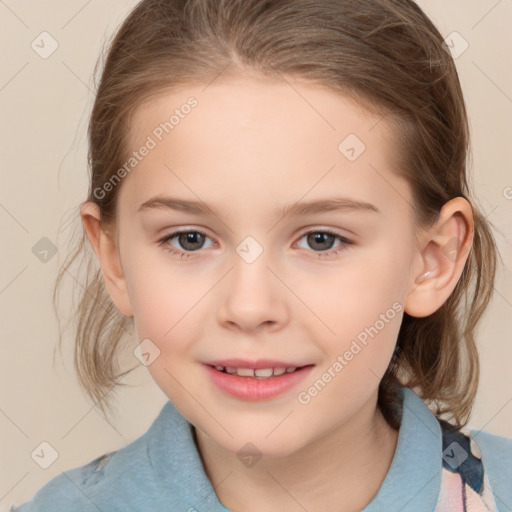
[217,248,289,334]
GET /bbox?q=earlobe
[404,197,474,318]
[80,202,134,318]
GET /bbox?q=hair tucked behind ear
[54,0,500,428]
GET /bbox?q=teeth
[213,366,299,378]
[237,368,255,377]
[254,368,273,378]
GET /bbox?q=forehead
[119,76,410,222]
[129,75,387,149]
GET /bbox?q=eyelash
[158,228,354,260]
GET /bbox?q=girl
[10,0,512,511]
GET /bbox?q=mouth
[203,361,315,401]
[209,365,306,379]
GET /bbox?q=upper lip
[204,359,312,369]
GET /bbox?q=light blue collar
[147,386,442,511]
[363,386,442,511]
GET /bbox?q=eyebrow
[137,195,380,218]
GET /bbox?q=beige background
[0,0,511,509]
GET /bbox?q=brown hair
[54,0,500,429]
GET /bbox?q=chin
[217,429,307,460]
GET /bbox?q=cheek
[296,242,407,383]
[122,243,202,336]
[123,248,213,394]
[304,246,408,331]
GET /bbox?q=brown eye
[296,230,353,258]
[173,231,206,251]
[306,232,337,251]
[159,229,214,258]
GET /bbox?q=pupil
[308,232,334,251]
[180,232,204,251]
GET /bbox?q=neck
[194,390,400,512]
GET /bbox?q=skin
[81,75,474,512]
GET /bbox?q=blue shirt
[10,386,512,512]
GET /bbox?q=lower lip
[203,364,315,401]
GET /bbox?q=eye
[295,229,353,258]
[158,230,215,259]
[158,228,353,260]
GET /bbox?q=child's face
[115,76,422,456]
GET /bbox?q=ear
[404,197,474,318]
[80,201,134,318]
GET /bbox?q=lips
[203,359,315,400]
